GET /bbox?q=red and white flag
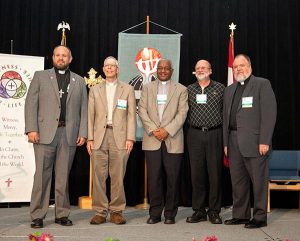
[224,23,236,167]
[227,31,235,86]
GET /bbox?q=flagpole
[135,16,151,210]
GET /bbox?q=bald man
[186,60,225,225]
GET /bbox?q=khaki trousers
[92,129,129,217]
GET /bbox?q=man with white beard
[186,60,225,224]
[223,54,277,228]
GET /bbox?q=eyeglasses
[104,64,117,68]
[157,67,172,71]
[196,67,211,70]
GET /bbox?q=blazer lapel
[237,76,254,111]
[98,82,108,112]
[113,81,124,112]
[164,80,176,109]
[66,72,76,103]
[151,80,160,123]
[48,68,60,103]
[227,83,237,121]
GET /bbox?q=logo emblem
[0,71,27,99]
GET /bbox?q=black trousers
[228,131,269,222]
[187,127,223,213]
[145,142,182,219]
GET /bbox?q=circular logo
[135,47,161,75]
[0,71,27,99]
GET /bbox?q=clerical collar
[58,70,66,74]
[54,67,69,75]
[238,75,251,86]
[159,80,170,85]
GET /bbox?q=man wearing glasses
[139,59,188,224]
[186,60,225,225]
[87,56,136,225]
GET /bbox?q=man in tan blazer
[87,56,136,225]
[138,59,188,224]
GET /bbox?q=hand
[76,137,86,146]
[125,140,134,154]
[27,132,40,144]
[224,146,228,157]
[259,144,269,156]
[86,140,93,155]
[153,128,169,142]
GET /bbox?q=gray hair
[234,54,251,66]
[103,56,119,67]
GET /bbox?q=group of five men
[25,45,276,230]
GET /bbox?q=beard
[235,72,251,82]
[53,62,70,70]
[196,73,209,81]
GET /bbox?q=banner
[118,33,182,140]
[0,53,44,202]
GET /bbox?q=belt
[191,125,221,132]
[106,124,113,129]
[58,121,66,127]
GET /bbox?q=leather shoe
[110,212,126,225]
[31,218,43,228]
[146,217,161,224]
[90,215,106,225]
[55,217,73,226]
[244,219,267,229]
[186,211,207,223]
[208,213,222,224]
[164,218,175,224]
[224,218,249,225]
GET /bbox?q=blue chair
[268,150,300,212]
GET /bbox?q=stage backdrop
[0,54,44,202]
[118,33,182,140]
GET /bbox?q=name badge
[242,97,253,108]
[117,99,127,110]
[196,94,207,104]
[157,94,167,105]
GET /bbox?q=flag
[227,32,235,86]
[224,25,236,167]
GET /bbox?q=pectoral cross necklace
[57,70,69,99]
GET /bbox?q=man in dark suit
[223,54,277,228]
[138,59,188,224]
[25,45,88,228]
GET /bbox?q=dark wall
[1,0,299,206]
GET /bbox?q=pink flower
[40,233,53,241]
[28,232,53,241]
[202,235,218,241]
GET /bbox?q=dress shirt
[106,80,117,125]
[157,80,170,122]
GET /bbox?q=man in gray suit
[139,59,188,224]
[223,54,276,228]
[25,45,87,228]
[87,56,136,225]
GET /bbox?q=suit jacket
[25,68,88,146]
[88,80,136,150]
[138,80,188,153]
[223,75,277,157]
